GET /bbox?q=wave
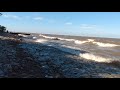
[74,39,95,45]
[39,34,76,41]
[35,39,48,43]
[33,37,37,39]
[59,38,75,41]
[35,39,113,63]
[21,34,120,63]
[58,45,112,63]
[18,34,28,37]
[93,42,119,47]
[74,40,88,44]
[39,34,59,40]
[87,39,94,42]
[39,34,119,47]
[79,53,111,63]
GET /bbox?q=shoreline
[0,32,120,78]
[11,31,120,40]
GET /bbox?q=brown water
[26,33,120,62]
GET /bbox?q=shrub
[0,25,7,32]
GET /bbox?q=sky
[0,12,120,38]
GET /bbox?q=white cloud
[65,22,72,25]
[33,17,44,20]
[3,14,21,19]
[80,24,96,29]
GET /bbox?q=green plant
[0,25,7,32]
[0,13,9,33]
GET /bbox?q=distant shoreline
[10,31,120,40]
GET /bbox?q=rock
[26,57,33,60]
[52,38,60,40]
[45,75,53,78]
[11,62,19,66]
[0,70,4,77]
[3,64,12,71]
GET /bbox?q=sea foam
[74,40,88,44]
[93,42,119,47]
[79,53,111,63]
[18,34,28,37]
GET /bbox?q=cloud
[80,24,96,29]
[33,17,44,20]
[65,22,72,25]
[3,14,21,19]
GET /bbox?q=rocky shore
[0,33,120,78]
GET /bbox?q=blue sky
[0,12,120,38]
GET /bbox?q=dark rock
[52,38,60,40]
[0,70,4,77]
[26,57,33,60]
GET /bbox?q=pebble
[0,70,4,76]
[45,75,53,78]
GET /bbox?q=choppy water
[21,33,120,63]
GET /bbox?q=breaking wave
[59,38,75,41]
[18,34,28,37]
[35,39,113,63]
[35,39,48,43]
[39,34,92,44]
[20,34,120,63]
[79,53,111,63]
[74,39,95,45]
[39,34,59,40]
[58,45,112,63]
[33,37,37,39]
[74,40,88,44]
[87,39,94,42]
[93,42,119,47]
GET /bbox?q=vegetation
[0,25,7,32]
[0,13,8,33]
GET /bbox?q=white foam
[0,36,15,40]
[35,38,113,63]
[59,38,75,41]
[33,37,37,39]
[40,34,76,41]
[35,39,48,43]
[18,34,28,37]
[75,40,88,44]
[79,53,111,63]
[58,38,66,41]
[54,44,112,63]
[59,44,112,63]
[88,39,94,42]
[39,34,58,40]
[93,42,119,47]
